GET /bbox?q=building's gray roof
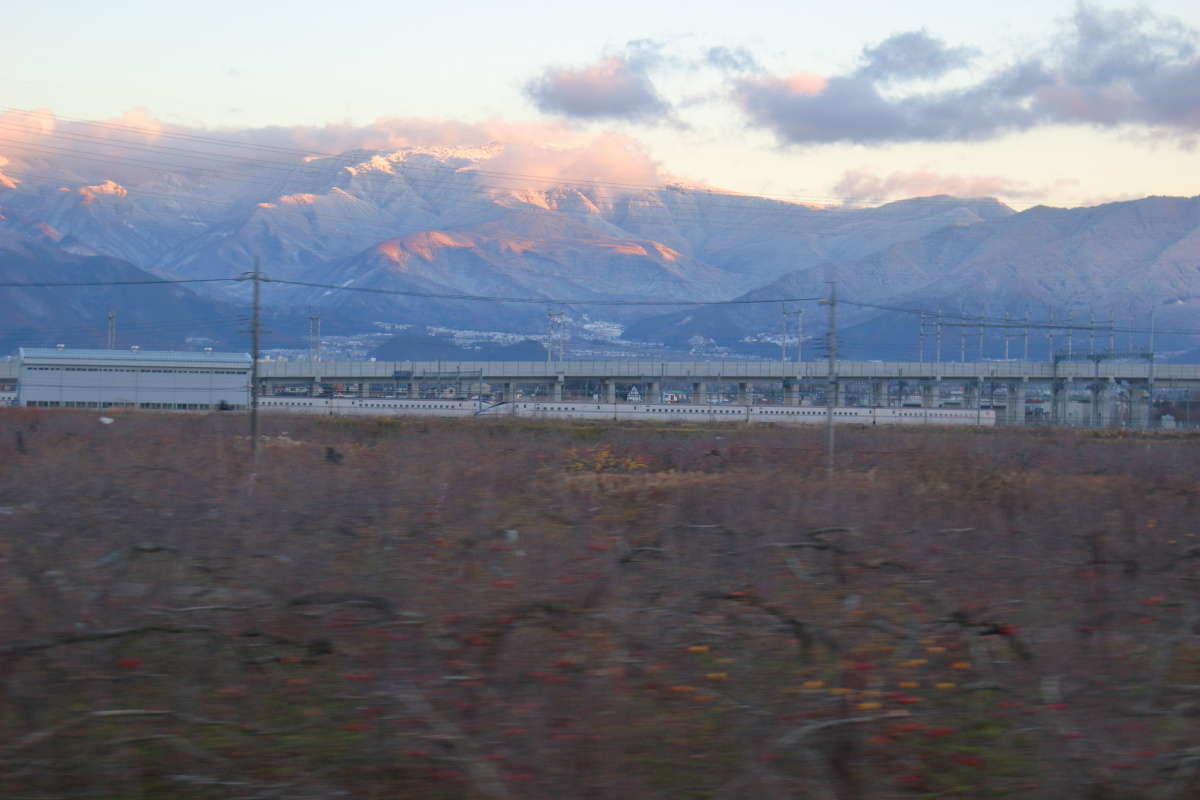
[18,348,252,368]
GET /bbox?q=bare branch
[0,625,213,660]
[774,713,896,749]
[2,709,267,759]
[286,592,395,618]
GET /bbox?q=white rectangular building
[17,347,251,410]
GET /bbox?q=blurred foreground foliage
[1,408,1199,799]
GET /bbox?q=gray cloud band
[735,6,1200,144]
[522,6,1200,143]
[524,41,673,122]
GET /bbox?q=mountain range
[1,137,1198,360]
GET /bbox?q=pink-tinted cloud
[246,118,666,188]
[833,167,1051,205]
[0,108,57,140]
[0,110,665,194]
[480,125,662,188]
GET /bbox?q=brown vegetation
[1,408,1199,799]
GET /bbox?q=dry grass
[2,408,1199,799]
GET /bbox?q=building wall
[17,349,250,410]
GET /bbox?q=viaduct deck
[255,359,1196,383]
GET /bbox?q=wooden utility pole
[823,281,838,477]
[249,258,262,460]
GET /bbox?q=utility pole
[1149,304,1157,391]
[959,301,967,362]
[1003,312,1011,360]
[307,307,321,361]
[106,310,116,349]
[977,314,984,361]
[780,305,789,366]
[823,281,838,477]
[1023,309,1030,361]
[935,309,943,364]
[1048,308,1056,360]
[917,313,926,363]
[1066,311,1073,360]
[796,308,804,364]
[782,306,803,366]
[248,258,262,460]
[545,311,566,368]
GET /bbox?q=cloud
[732,4,1200,145]
[0,108,57,142]
[858,30,975,82]
[0,110,666,194]
[481,126,663,188]
[1033,4,1200,128]
[704,46,762,74]
[524,41,673,123]
[833,167,1053,205]
[226,118,665,186]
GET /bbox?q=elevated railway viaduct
[5,357,1194,426]
[254,358,1200,427]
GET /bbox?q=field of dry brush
[2,408,1199,799]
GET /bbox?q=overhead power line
[839,298,1188,336]
[264,277,823,306]
[1,272,1198,335]
[0,278,237,288]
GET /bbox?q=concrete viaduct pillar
[870,380,886,408]
[1004,378,1027,426]
[921,379,940,409]
[1052,378,1071,425]
[784,380,801,406]
[737,382,751,406]
[553,375,564,402]
[1106,379,1120,427]
[692,381,706,404]
[1091,378,1116,427]
[963,379,979,410]
[1130,382,1150,429]
[647,380,661,404]
[826,380,846,408]
[604,379,617,404]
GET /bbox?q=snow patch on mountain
[65,180,128,205]
[0,157,18,190]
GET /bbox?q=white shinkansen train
[257,397,996,426]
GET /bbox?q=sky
[2,0,1199,209]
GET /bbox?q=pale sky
[3,0,1199,208]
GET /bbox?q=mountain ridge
[3,136,1197,359]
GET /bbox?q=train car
[256,397,996,426]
